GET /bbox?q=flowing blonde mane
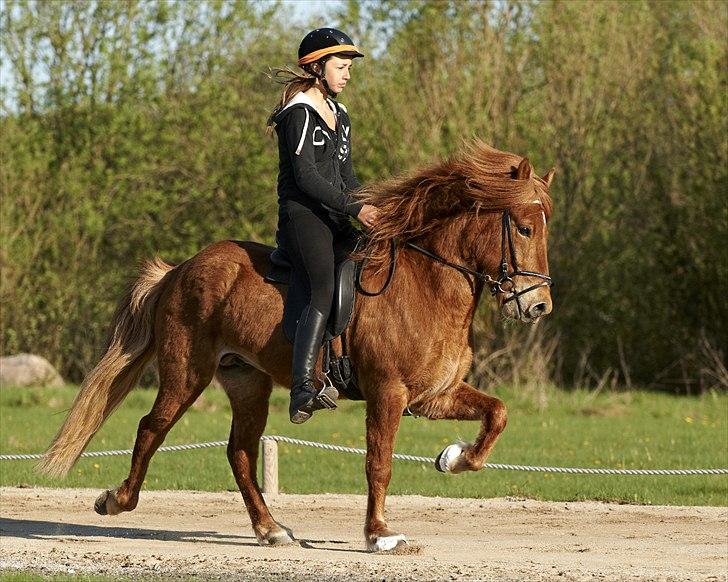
[352,140,553,269]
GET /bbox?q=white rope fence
[259,435,728,476]
[2,434,727,492]
[0,440,230,462]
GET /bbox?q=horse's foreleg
[364,385,408,552]
[420,381,507,474]
[219,364,294,546]
[95,338,216,516]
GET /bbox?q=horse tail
[37,257,176,477]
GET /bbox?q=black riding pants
[282,200,358,321]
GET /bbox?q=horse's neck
[400,219,483,319]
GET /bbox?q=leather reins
[354,210,553,307]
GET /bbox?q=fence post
[262,438,279,497]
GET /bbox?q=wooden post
[261,439,279,497]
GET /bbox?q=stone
[0,353,65,388]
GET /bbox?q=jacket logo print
[337,124,350,161]
[312,125,329,146]
[338,143,349,161]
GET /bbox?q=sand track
[1,487,726,581]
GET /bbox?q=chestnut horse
[39,141,554,552]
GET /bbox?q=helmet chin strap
[321,77,337,99]
[311,60,337,98]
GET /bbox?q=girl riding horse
[267,28,379,424]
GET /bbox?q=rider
[268,28,379,424]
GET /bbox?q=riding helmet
[298,28,365,66]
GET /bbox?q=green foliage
[522,0,728,388]
[0,0,289,379]
[0,0,725,389]
[1,385,726,505]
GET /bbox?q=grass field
[0,384,726,506]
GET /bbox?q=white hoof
[436,443,465,473]
[256,526,295,546]
[266,530,295,546]
[368,534,408,552]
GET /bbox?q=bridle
[355,210,553,312]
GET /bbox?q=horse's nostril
[531,302,547,315]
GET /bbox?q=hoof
[367,533,408,552]
[94,489,123,516]
[435,443,466,473]
[256,525,295,546]
[93,491,109,515]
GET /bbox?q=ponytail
[266,66,317,135]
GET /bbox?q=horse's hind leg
[419,381,508,474]
[95,336,217,516]
[217,362,294,546]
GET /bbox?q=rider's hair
[266,66,316,134]
[266,58,333,135]
[266,55,344,135]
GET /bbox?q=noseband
[495,210,553,302]
[355,210,553,307]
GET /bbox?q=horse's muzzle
[501,285,552,323]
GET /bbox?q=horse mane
[352,140,553,270]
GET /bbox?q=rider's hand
[357,204,379,229]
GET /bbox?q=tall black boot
[289,305,338,424]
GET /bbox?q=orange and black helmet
[298,28,364,66]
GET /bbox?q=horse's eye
[517,226,532,237]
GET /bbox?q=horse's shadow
[0,518,365,553]
[0,517,257,546]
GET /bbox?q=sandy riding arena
[0,487,726,581]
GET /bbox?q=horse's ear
[514,157,532,180]
[543,167,555,187]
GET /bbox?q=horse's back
[190,239,275,276]
[158,239,284,324]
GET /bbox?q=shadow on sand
[0,517,368,553]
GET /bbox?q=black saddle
[264,246,357,344]
[264,244,362,401]
[262,240,419,415]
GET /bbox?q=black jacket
[274,92,363,227]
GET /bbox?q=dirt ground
[0,487,726,581]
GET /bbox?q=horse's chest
[413,339,472,398]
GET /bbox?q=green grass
[1,384,726,506]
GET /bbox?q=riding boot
[289,305,338,424]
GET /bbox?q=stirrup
[289,376,339,424]
[315,373,338,410]
[315,385,339,410]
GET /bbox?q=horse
[38,140,555,552]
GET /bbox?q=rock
[0,353,65,388]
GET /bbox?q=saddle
[265,246,357,343]
[264,244,363,400]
